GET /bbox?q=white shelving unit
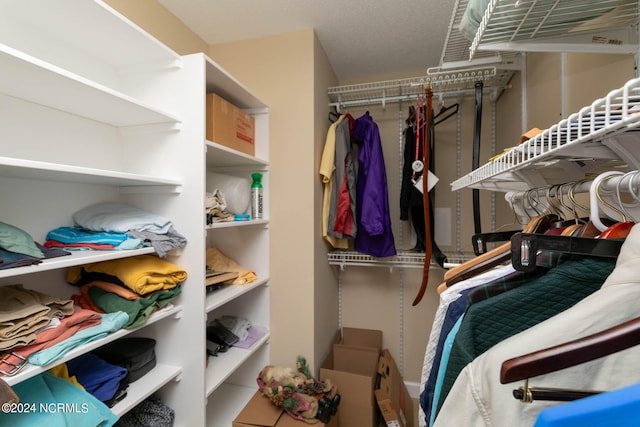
[0,1,271,426]
[178,53,271,426]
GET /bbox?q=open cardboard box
[376,349,414,427]
[233,391,337,427]
[319,327,382,427]
[206,93,255,156]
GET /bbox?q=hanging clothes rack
[326,66,508,270]
[328,65,513,112]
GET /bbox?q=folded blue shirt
[66,353,128,402]
[46,226,130,246]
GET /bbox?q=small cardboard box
[319,328,382,427]
[233,391,281,427]
[375,349,414,427]
[233,391,338,427]
[206,93,255,156]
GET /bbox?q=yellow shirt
[320,116,349,249]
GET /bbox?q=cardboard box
[375,349,414,427]
[233,391,281,427]
[233,391,338,427]
[319,328,382,427]
[206,93,255,156]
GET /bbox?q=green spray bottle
[251,172,263,219]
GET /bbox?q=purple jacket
[353,113,397,257]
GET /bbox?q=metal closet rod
[328,87,498,110]
[507,172,640,199]
[328,66,501,110]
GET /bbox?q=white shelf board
[327,250,445,270]
[0,247,157,280]
[452,76,640,191]
[0,156,182,189]
[205,278,270,313]
[206,383,256,427]
[3,305,182,387]
[204,55,267,110]
[0,0,180,69]
[205,329,270,397]
[205,141,269,169]
[111,363,183,417]
[206,219,269,230]
[0,43,180,127]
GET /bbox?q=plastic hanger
[510,232,623,272]
[590,171,625,232]
[471,230,521,256]
[437,214,557,294]
[433,103,459,126]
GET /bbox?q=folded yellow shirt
[67,255,187,295]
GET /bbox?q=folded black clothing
[92,337,156,382]
[206,319,239,347]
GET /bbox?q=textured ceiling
[157,0,455,81]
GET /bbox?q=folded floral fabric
[66,255,188,295]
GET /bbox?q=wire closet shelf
[327,65,514,111]
[452,76,640,192]
[469,0,640,60]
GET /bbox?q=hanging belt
[473,81,483,234]
[413,86,433,306]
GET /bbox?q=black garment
[400,125,427,252]
[400,126,424,220]
[400,123,447,264]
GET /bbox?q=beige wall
[312,34,341,369]
[104,0,208,55]
[208,30,345,372]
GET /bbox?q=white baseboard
[405,380,420,399]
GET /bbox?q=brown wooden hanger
[500,315,640,384]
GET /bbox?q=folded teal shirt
[28,312,129,366]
